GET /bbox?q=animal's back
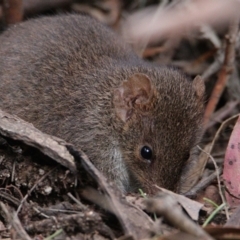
[0,14,136,137]
[0,14,133,69]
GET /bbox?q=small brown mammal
[0,14,205,193]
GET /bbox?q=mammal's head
[113,70,205,193]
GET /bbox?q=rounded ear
[113,73,155,122]
[192,75,205,98]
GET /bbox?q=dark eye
[141,146,153,160]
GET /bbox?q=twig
[206,100,239,130]
[185,167,222,198]
[11,160,16,183]
[197,146,229,220]
[154,186,203,221]
[6,184,24,200]
[67,192,87,210]
[145,193,214,240]
[33,207,50,219]
[0,202,32,240]
[200,24,221,49]
[208,114,239,155]
[16,167,56,215]
[35,207,80,215]
[0,190,20,206]
[202,50,224,80]
[204,17,239,126]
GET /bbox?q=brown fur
[0,14,205,193]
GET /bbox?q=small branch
[145,193,214,240]
[184,167,222,198]
[0,202,32,240]
[205,100,239,130]
[16,168,56,215]
[197,146,229,219]
[204,17,239,126]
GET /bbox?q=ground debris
[0,109,154,239]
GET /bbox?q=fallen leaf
[155,186,203,221]
[223,115,240,206]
